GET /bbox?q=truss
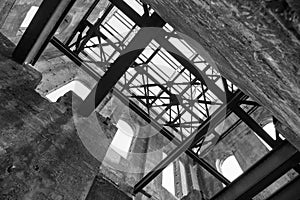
[12,0,300,199]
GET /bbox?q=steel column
[211,141,300,200]
[12,0,76,64]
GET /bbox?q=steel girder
[266,176,300,200]
[211,141,300,200]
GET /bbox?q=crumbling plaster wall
[141,0,300,150]
[0,32,132,199]
[0,33,99,199]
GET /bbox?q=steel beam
[133,90,245,194]
[50,37,100,81]
[211,141,300,200]
[232,105,278,148]
[216,105,259,143]
[13,0,76,64]
[66,0,102,46]
[51,37,82,66]
[266,176,300,200]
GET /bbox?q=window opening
[162,153,175,195]
[110,120,134,158]
[19,6,39,34]
[216,155,243,183]
[46,80,90,102]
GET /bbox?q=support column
[12,0,76,64]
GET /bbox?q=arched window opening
[110,120,134,158]
[162,153,175,195]
[46,80,90,102]
[263,122,276,140]
[263,121,285,141]
[221,156,243,182]
[216,155,243,183]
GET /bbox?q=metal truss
[13,0,299,199]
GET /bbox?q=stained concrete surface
[141,0,300,150]
[0,32,131,200]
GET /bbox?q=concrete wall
[141,0,300,151]
[0,32,100,200]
